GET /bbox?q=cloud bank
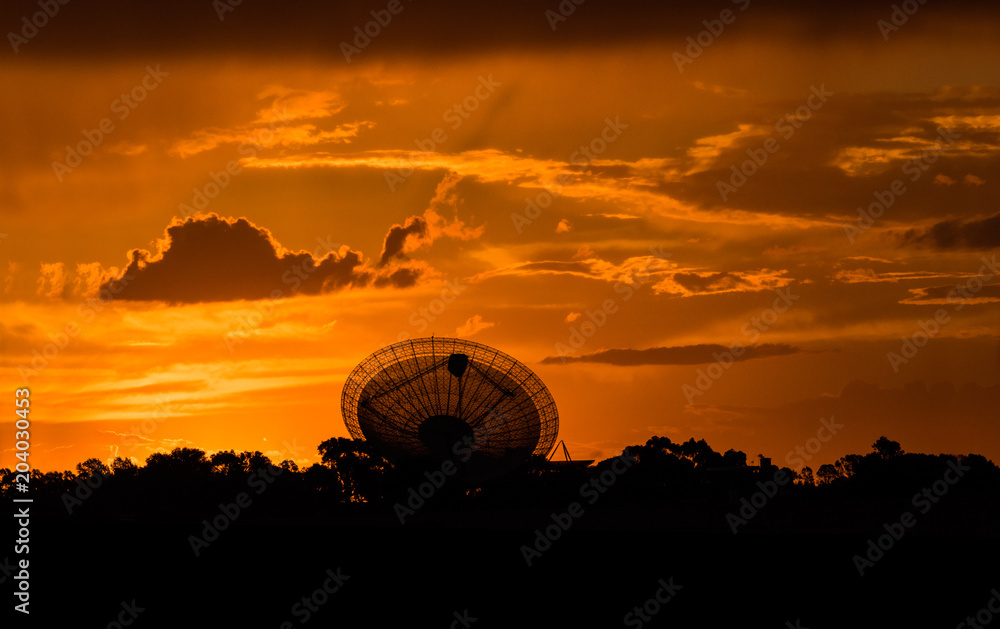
[99,214,420,303]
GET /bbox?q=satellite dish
[341,337,559,482]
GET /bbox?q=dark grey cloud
[3,0,996,60]
[666,89,1000,224]
[99,214,420,303]
[511,261,595,274]
[672,272,744,293]
[900,212,1000,250]
[541,342,800,365]
[379,216,427,266]
[373,266,422,289]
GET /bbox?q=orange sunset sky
[1,1,998,473]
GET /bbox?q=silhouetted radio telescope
[341,337,559,482]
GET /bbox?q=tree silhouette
[211,449,242,476]
[799,466,814,486]
[816,463,840,484]
[872,436,903,460]
[835,453,865,478]
[145,447,212,477]
[30,468,75,496]
[675,438,726,468]
[722,449,747,467]
[8,433,999,537]
[111,457,138,477]
[618,436,715,501]
[317,437,393,503]
[302,462,344,503]
[238,450,273,474]
[76,457,110,479]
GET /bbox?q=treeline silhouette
[6,436,999,532]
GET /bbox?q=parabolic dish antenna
[341,337,559,480]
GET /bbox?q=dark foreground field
[7,440,999,626]
[9,509,1000,628]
